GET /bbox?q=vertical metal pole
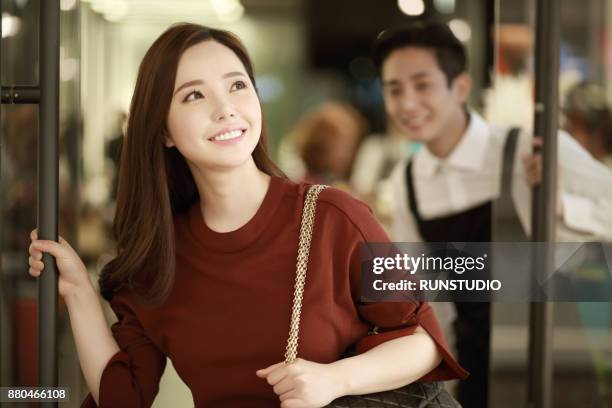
[38,0,60,406]
[0,0,5,387]
[527,0,559,407]
[0,0,4,390]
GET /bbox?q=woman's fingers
[58,236,79,257]
[29,230,74,261]
[28,256,44,269]
[27,232,90,298]
[31,239,69,259]
[28,254,43,277]
[30,230,72,252]
[28,242,43,259]
[28,233,44,277]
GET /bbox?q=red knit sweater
[82,176,466,407]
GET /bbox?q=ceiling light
[2,13,21,38]
[448,19,471,43]
[398,0,425,16]
[209,0,244,23]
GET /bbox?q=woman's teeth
[211,129,243,141]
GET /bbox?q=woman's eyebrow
[173,72,246,96]
[174,79,203,96]
[223,71,246,79]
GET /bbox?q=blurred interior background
[1,0,611,406]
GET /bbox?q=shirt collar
[416,111,490,177]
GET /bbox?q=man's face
[381,47,469,144]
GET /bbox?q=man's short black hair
[372,21,467,86]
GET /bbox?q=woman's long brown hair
[99,23,285,305]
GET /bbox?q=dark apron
[404,129,522,408]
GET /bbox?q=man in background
[373,20,612,407]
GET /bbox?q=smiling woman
[100,24,283,304]
[27,23,466,407]
[165,40,262,172]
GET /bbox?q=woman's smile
[208,128,246,145]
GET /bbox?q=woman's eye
[230,80,247,92]
[183,90,204,102]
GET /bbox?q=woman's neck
[190,159,271,233]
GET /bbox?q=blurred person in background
[373,20,612,408]
[563,81,612,168]
[28,23,467,407]
[349,123,421,231]
[290,102,367,188]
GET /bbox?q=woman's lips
[208,129,246,146]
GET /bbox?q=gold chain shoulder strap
[284,184,328,363]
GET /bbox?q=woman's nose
[211,96,236,121]
[214,108,235,121]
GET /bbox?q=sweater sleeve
[339,195,468,382]
[80,294,167,408]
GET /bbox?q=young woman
[28,23,466,407]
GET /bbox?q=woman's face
[166,40,262,172]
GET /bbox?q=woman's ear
[162,128,175,148]
[452,73,472,104]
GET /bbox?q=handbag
[283,184,462,408]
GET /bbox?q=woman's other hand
[256,358,346,408]
[28,229,93,299]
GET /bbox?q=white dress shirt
[391,112,612,242]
